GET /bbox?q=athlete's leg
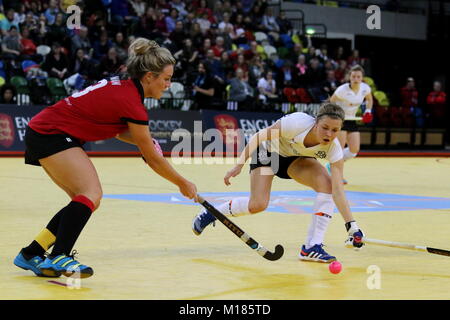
[344,131,360,159]
[287,158,336,262]
[192,167,274,235]
[38,147,102,258]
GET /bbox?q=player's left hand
[362,109,373,124]
[224,164,243,186]
[345,221,365,249]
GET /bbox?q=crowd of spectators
[0,0,446,129]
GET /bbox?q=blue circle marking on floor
[104,191,450,214]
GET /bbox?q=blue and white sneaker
[192,209,216,236]
[299,244,337,263]
[39,251,93,278]
[14,250,56,277]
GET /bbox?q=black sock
[50,200,92,258]
[21,208,65,259]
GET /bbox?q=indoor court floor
[1,156,450,300]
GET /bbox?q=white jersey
[263,112,343,163]
[334,82,371,119]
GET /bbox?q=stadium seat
[10,76,30,94]
[277,47,290,59]
[46,77,67,101]
[36,45,51,57]
[363,76,377,92]
[295,88,312,103]
[263,45,277,57]
[283,87,298,103]
[254,32,268,42]
[170,82,184,95]
[373,90,390,107]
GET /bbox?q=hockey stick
[363,237,450,257]
[197,195,284,261]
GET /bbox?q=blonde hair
[126,38,176,79]
[316,102,345,123]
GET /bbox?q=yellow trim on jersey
[35,228,56,251]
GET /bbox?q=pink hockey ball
[329,261,342,274]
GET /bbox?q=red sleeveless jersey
[29,78,148,142]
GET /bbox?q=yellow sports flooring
[1,157,450,300]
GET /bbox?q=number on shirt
[71,79,108,98]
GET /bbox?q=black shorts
[24,127,85,166]
[249,146,299,179]
[342,120,359,132]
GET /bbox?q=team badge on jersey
[315,151,327,159]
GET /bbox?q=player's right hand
[224,165,243,186]
[179,180,198,202]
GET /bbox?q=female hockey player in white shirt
[192,103,365,263]
[330,65,373,184]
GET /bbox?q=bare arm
[116,129,136,145]
[330,159,354,223]
[365,93,373,111]
[225,121,281,185]
[128,122,197,200]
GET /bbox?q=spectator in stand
[276,11,293,35]
[92,30,113,62]
[306,58,326,101]
[46,12,67,45]
[1,26,22,61]
[249,3,265,31]
[69,48,93,78]
[334,59,348,84]
[174,38,198,79]
[140,6,157,39]
[333,46,345,62]
[1,8,20,36]
[257,71,278,104]
[20,26,38,61]
[426,80,447,128]
[165,8,179,33]
[295,54,308,87]
[71,26,92,57]
[287,42,304,65]
[218,12,233,33]
[305,46,317,63]
[306,58,325,88]
[129,0,147,18]
[42,42,69,80]
[111,0,140,33]
[347,49,361,67]
[112,32,129,62]
[170,0,188,18]
[248,54,265,88]
[233,53,249,74]
[0,84,17,104]
[192,61,215,110]
[262,7,280,39]
[196,12,211,34]
[220,51,234,81]
[170,20,187,52]
[97,47,125,79]
[189,22,204,49]
[278,60,296,88]
[21,12,39,40]
[154,9,169,37]
[44,0,60,25]
[212,36,225,58]
[323,70,339,97]
[196,0,214,23]
[400,77,418,108]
